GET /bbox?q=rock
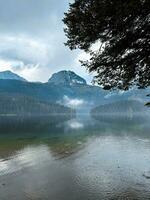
[48,70,87,85]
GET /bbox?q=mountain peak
[48,70,87,85]
[0,70,27,82]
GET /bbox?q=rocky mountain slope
[48,70,87,85]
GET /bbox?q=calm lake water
[0,113,150,200]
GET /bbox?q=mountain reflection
[0,114,150,158]
[0,114,150,200]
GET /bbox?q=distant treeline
[91,100,146,115]
[90,100,149,124]
[0,93,75,116]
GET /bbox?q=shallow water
[0,114,150,200]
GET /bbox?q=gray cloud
[0,0,92,83]
[0,0,66,35]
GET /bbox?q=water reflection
[66,119,84,129]
[0,113,150,200]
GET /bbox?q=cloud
[0,145,52,175]
[0,0,93,83]
[0,0,64,36]
[58,95,86,108]
[0,35,49,65]
[66,120,84,129]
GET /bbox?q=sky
[0,0,92,83]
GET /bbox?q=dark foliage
[145,102,150,106]
[63,0,150,90]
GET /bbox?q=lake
[0,113,150,200]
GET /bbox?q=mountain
[0,70,27,82]
[0,70,149,114]
[48,70,87,85]
[0,71,108,109]
[0,79,108,114]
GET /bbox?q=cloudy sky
[0,0,92,83]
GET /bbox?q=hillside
[91,100,146,114]
[0,93,74,116]
[91,100,148,118]
[91,100,149,123]
[0,70,27,82]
